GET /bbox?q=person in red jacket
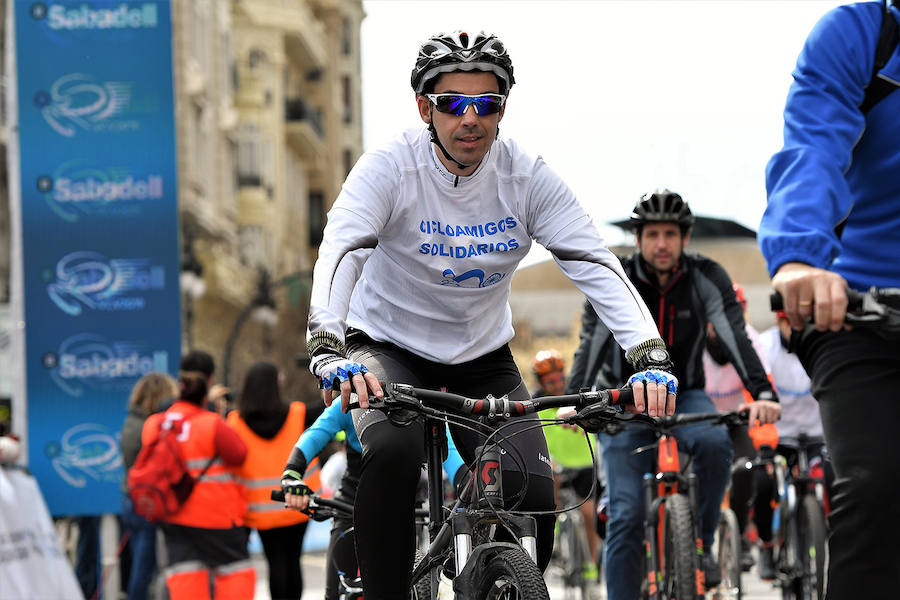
[141,351,253,599]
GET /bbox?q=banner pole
[6,0,28,465]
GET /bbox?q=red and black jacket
[568,252,774,400]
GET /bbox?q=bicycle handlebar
[345,382,633,422]
[770,289,864,312]
[590,408,749,436]
[269,488,354,521]
[770,287,900,335]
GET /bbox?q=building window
[237,123,261,187]
[343,150,354,180]
[249,48,266,70]
[342,18,352,56]
[309,192,325,247]
[342,76,352,124]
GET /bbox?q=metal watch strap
[625,338,667,369]
[307,331,346,359]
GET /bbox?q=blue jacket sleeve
[759,2,883,275]
[295,403,346,464]
[442,425,466,482]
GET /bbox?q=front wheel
[798,494,827,600]
[410,549,433,599]
[475,549,551,600]
[715,507,742,599]
[662,494,699,599]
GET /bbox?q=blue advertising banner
[15,0,180,515]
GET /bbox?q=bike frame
[773,433,828,597]
[416,415,541,599]
[642,433,707,600]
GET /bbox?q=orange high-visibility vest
[228,402,320,530]
[142,402,248,529]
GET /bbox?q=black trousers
[796,327,900,599]
[347,332,555,600]
[257,522,308,600]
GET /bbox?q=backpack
[127,413,215,522]
[860,0,900,114]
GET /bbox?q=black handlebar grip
[770,292,784,312]
[610,387,634,406]
[770,289,864,313]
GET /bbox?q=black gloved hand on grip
[281,460,309,498]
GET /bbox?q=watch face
[648,349,668,362]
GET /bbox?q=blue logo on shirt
[441,269,506,288]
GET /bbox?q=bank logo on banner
[32,2,159,30]
[42,332,170,396]
[44,422,123,488]
[37,162,164,222]
[46,251,166,315]
[33,73,136,137]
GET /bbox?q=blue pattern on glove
[629,369,678,395]
[320,362,369,390]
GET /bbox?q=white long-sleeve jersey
[307,127,660,364]
[759,327,824,440]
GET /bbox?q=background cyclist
[569,189,780,599]
[702,282,776,576]
[751,310,832,581]
[532,350,603,592]
[758,1,900,593]
[284,31,678,599]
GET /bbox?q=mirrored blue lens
[432,94,503,116]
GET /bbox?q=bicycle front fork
[452,444,539,568]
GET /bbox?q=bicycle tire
[779,507,802,600]
[569,508,593,600]
[799,495,827,600]
[662,494,698,599]
[410,549,433,600]
[715,507,742,599]
[474,548,551,600]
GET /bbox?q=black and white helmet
[411,31,515,95]
[630,188,695,231]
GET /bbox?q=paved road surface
[252,547,785,599]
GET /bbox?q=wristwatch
[648,348,669,363]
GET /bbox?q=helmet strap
[427,118,473,171]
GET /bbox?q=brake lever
[566,403,653,434]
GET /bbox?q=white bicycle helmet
[411,31,515,95]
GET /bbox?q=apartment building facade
[174,0,364,398]
[0,0,365,403]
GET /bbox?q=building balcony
[285,98,325,160]
[236,0,326,73]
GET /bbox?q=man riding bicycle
[282,31,678,599]
[569,189,780,600]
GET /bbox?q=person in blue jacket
[282,402,466,600]
[758,0,900,595]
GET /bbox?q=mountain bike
[596,409,749,600]
[320,382,633,599]
[551,465,602,600]
[712,496,742,600]
[728,432,828,600]
[772,434,827,600]
[269,490,363,599]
